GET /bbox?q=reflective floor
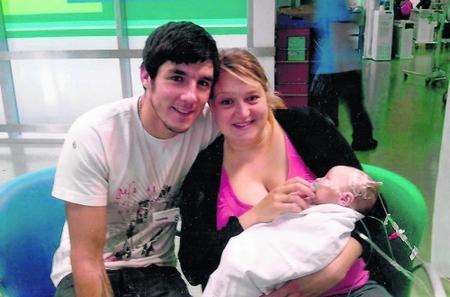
[0,46,449,296]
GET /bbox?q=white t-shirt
[51,96,218,286]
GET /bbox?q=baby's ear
[338,192,355,207]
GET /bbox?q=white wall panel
[8,36,117,51]
[0,91,5,124]
[431,86,450,277]
[4,35,247,126]
[12,59,122,124]
[128,35,247,50]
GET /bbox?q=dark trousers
[309,70,374,142]
[55,265,192,297]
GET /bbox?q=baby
[202,165,381,297]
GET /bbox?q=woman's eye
[247,95,259,103]
[220,99,233,106]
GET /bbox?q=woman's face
[211,70,270,145]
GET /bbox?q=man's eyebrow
[201,75,214,82]
[171,69,186,76]
[171,68,213,82]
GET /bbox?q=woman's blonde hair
[216,48,286,110]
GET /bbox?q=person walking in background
[309,0,378,151]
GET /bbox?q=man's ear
[338,192,355,207]
[140,65,151,91]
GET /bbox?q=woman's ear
[338,192,355,207]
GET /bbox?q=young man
[51,21,220,297]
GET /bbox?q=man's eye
[171,76,183,82]
[198,80,211,88]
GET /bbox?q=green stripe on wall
[2,0,102,14]
[6,27,247,38]
[4,18,247,38]
[1,0,246,38]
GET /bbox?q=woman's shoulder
[195,134,224,163]
[183,135,224,184]
[274,106,324,119]
[274,107,329,131]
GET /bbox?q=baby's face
[312,166,357,205]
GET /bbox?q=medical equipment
[403,2,449,88]
[357,193,447,297]
[364,0,395,60]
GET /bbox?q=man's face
[141,60,214,139]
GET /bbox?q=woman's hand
[239,177,314,229]
[262,238,362,297]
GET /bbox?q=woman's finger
[278,201,304,214]
[278,182,315,197]
[285,176,314,189]
[287,194,310,210]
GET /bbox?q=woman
[178,49,390,296]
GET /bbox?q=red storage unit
[275,27,311,108]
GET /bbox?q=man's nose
[180,81,197,103]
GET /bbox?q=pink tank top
[216,134,369,295]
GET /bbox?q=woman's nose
[235,102,250,118]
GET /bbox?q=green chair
[362,164,429,297]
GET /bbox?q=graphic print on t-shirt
[105,183,176,261]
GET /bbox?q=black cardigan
[178,108,386,289]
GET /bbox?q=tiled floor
[0,46,449,296]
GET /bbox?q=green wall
[1,0,247,38]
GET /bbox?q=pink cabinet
[275,27,311,107]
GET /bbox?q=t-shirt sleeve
[52,121,109,206]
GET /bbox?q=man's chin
[165,123,192,135]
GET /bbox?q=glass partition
[0,0,247,141]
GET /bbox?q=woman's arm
[264,238,362,297]
[178,148,245,287]
[179,177,312,286]
[179,167,313,286]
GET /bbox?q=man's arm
[66,202,113,297]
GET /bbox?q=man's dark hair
[142,21,220,83]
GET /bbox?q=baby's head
[313,166,381,214]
